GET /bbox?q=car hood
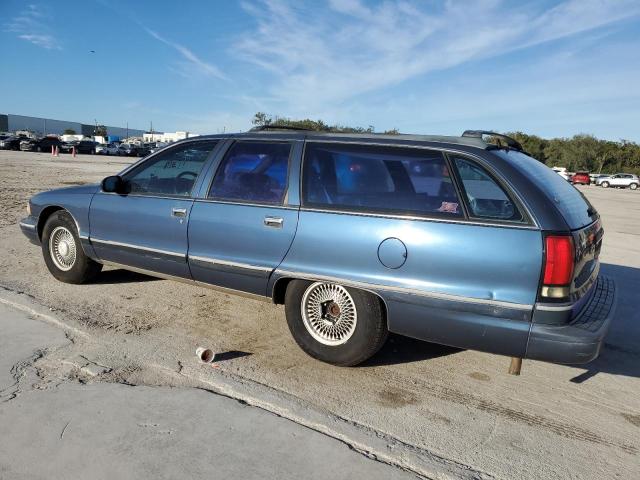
[39,184,100,196]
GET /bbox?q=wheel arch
[271,276,389,327]
[37,206,82,242]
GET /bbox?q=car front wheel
[41,211,102,284]
[601,181,609,188]
[284,280,388,366]
[630,183,638,190]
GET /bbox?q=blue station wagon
[20,128,616,366]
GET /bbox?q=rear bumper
[19,215,40,245]
[526,276,616,364]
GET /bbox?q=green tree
[94,125,108,137]
[63,128,77,135]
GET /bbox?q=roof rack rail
[461,130,524,152]
[249,125,312,132]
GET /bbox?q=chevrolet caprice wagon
[20,128,616,366]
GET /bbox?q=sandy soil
[1,150,638,479]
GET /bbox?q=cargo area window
[209,141,291,204]
[124,141,218,197]
[452,156,523,222]
[303,143,462,217]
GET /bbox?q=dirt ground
[1,150,639,479]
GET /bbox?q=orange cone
[72,146,76,157]
[51,145,55,156]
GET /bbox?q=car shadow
[214,350,253,362]
[569,263,640,382]
[93,268,160,285]
[363,334,461,367]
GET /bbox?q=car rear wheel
[284,280,388,366]
[630,183,638,190]
[601,181,609,188]
[41,211,102,284]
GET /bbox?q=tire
[601,181,609,188]
[41,210,102,284]
[630,183,638,190]
[284,280,388,366]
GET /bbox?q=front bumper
[526,276,616,364]
[19,215,40,245]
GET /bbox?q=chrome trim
[90,237,185,258]
[19,221,36,230]
[188,255,272,273]
[100,261,269,302]
[98,191,193,201]
[275,269,533,310]
[299,207,538,230]
[194,198,298,210]
[535,303,574,312]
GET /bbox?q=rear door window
[302,143,462,217]
[209,141,292,204]
[452,156,523,222]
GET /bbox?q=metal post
[508,357,522,375]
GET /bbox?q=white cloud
[144,27,227,80]
[234,0,640,116]
[5,4,61,50]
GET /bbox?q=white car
[95,143,120,155]
[552,166,570,181]
[596,173,639,189]
[596,173,640,190]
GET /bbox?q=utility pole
[126,121,129,141]
[150,121,153,142]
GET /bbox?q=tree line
[251,112,640,175]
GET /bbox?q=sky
[1,0,639,141]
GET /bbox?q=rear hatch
[494,150,602,306]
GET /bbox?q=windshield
[494,150,596,230]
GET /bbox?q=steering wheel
[177,171,198,180]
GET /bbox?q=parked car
[19,129,615,367]
[595,173,639,189]
[117,143,137,156]
[0,135,28,150]
[551,166,570,181]
[571,171,590,185]
[135,145,151,157]
[589,174,604,184]
[20,136,62,152]
[96,143,120,155]
[150,142,169,153]
[60,141,78,154]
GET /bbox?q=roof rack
[249,125,312,132]
[461,130,524,152]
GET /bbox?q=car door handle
[264,216,283,228]
[172,208,187,218]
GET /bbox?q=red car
[571,171,590,185]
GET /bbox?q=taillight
[541,235,574,299]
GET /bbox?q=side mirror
[102,175,124,193]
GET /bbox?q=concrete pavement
[0,303,415,480]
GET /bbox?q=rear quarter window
[494,150,595,229]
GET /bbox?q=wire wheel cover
[301,282,357,346]
[49,226,77,271]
